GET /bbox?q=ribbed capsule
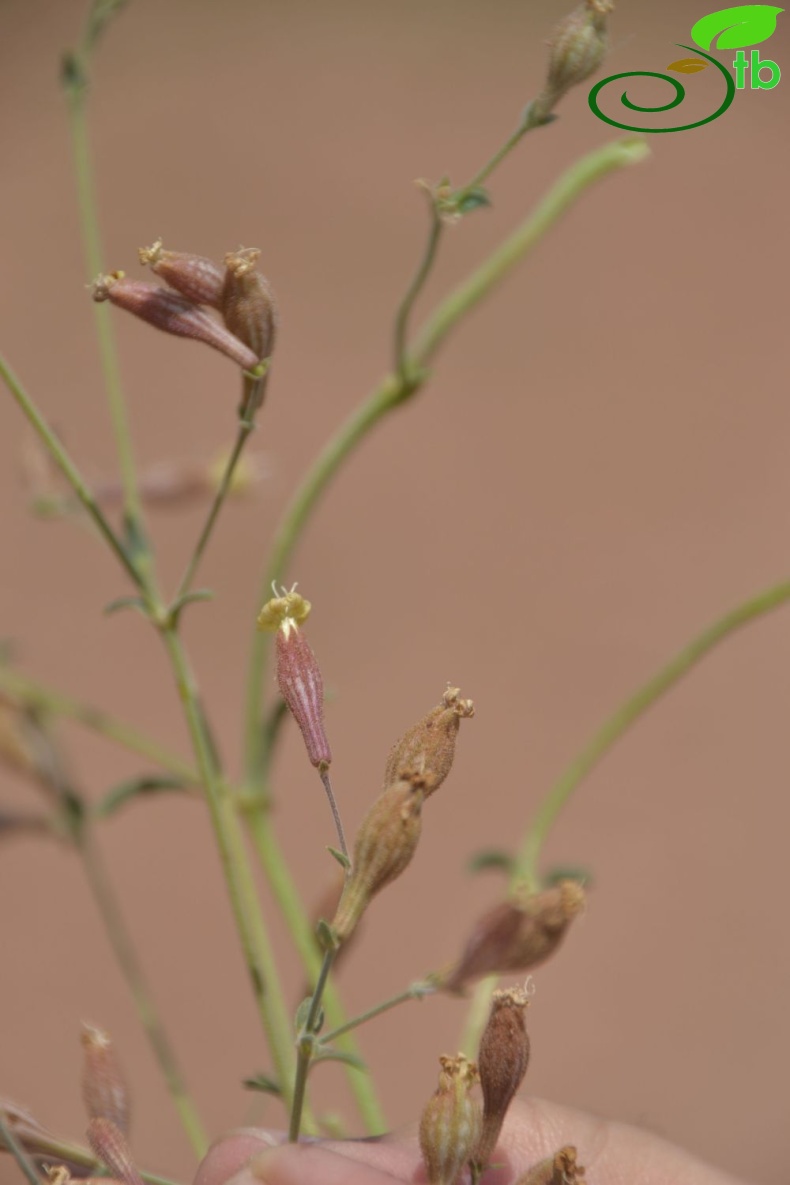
[419,1055,482,1185]
[86,1118,144,1185]
[331,780,423,942]
[515,1146,586,1185]
[474,987,530,1170]
[92,273,260,371]
[383,686,474,797]
[81,1024,130,1137]
[138,240,224,308]
[221,247,277,362]
[441,881,586,993]
[534,0,612,120]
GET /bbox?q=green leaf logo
[691,4,783,50]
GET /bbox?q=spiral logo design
[588,45,736,132]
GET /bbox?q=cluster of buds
[92,240,276,414]
[532,0,613,123]
[419,992,584,1184]
[441,879,586,993]
[330,686,474,943]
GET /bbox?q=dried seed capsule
[92,273,260,371]
[383,686,474,797]
[474,987,530,1170]
[419,1054,481,1185]
[331,780,423,942]
[441,881,586,993]
[81,1024,130,1137]
[257,588,330,769]
[221,247,277,363]
[86,1118,144,1185]
[515,1146,586,1185]
[534,0,613,121]
[138,240,224,307]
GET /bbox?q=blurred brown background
[1,1,788,1183]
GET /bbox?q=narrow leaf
[94,775,190,819]
[327,845,351,871]
[311,1047,366,1071]
[466,849,514,876]
[242,1073,281,1096]
[104,596,148,618]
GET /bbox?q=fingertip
[194,1130,280,1185]
[240,1143,406,1185]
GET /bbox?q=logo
[589,4,783,132]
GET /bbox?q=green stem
[244,806,387,1133]
[158,628,307,1125]
[64,62,143,530]
[413,136,648,365]
[243,136,648,780]
[457,975,499,1060]
[393,195,443,378]
[0,355,142,590]
[320,978,437,1046]
[0,1111,42,1185]
[77,828,208,1157]
[513,577,790,890]
[289,949,335,1142]
[0,667,197,783]
[0,1120,180,1185]
[173,413,256,603]
[453,101,551,203]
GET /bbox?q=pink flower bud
[92,273,260,371]
[81,1024,130,1137]
[86,1119,144,1185]
[138,240,224,307]
[257,588,331,769]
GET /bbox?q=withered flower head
[81,1023,130,1137]
[221,247,277,364]
[474,986,531,1170]
[534,0,613,122]
[257,586,330,770]
[419,1054,482,1185]
[515,1145,586,1185]
[441,880,586,993]
[138,240,224,308]
[331,780,423,942]
[383,686,474,797]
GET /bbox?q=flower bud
[257,588,331,769]
[86,1119,143,1185]
[383,686,474,797]
[81,1024,130,1137]
[419,1055,482,1185]
[92,273,261,371]
[138,240,224,308]
[331,780,423,942]
[441,881,586,993]
[534,0,613,122]
[221,248,277,363]
[516,1146,586,1185]
[474,987,530,1170]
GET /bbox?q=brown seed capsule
[257,589,331,769]
[138,240,224,308]
[331,780,423,942]
[92,273,260,371]
[419,1055,482,1185]
[441,881,586,993]
[221,248,277,362]
[534,0,612,122]
[86,1119,144,1185]
[515,1145,586,1185]
[383,686,474,797]
[81,1024,130,1137]
[474,987,530,1170]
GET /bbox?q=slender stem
[0,355,143,591]
[512,578,790,890]
[158,628,308,1125]
[320,978,437,1046]
[457,975,499,1060]
[454,101,551,203]
[319,768,349,863]
[0,667,197,783]
[173,414,255,603]
[0,1111,42,1185]
[243,136,648,780]
[393,195,443,378]
[243,805,386,1132]
[289,949,335,1142]
[63,61,143,529]
[412,137,648,366]
[76,827,208,1157]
